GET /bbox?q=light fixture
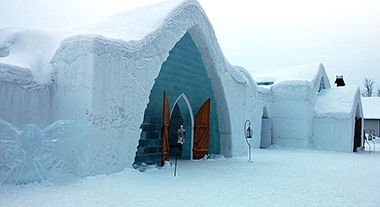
[245,120,253,162]
[177,124,185,144]
[246,124,253,138]
[169,116,185,177]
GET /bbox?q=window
[318,77,324,92]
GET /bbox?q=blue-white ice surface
[0,120,90,185]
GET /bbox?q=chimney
[334,75,345,87]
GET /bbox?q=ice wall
[0,26,70,85]
[0,65,53,129]
[313,86,363,152]
[313,117,353,152]
[134,32,221,166]
[0,120,90,185]
[50,0,260,174]
[0,0,261,176]
[253,63,330,149]
[267,82,315,148]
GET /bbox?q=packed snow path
[1,144,380,207]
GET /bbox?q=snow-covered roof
[0,0,193,86]
[0,26,73,85]
[82,0,185,41]
[249,63,328,87]
[362,97,380,119]
[314,86,362,118]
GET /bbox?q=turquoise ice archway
[134,31,225,167]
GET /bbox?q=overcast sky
[1,0,379,90]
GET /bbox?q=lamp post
[244,120,253,161]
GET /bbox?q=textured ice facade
[0,120,90,185]
[1,0,261,176]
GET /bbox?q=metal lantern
[177,125,185,144]
[244,120,253,162]
[246,125,253,138]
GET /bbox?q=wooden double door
[161,91,210,166]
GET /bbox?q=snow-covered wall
[1,0,364,179]
[268,82,315,148]
[252,63,331,149]
[362,97,380,135]
[313,117,354,152]
[313,86,363,152]
[49,0,261,174]
[0,65,53,129]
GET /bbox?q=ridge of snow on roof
[81,0,186,41]
[0,26,73,85]
[249,63,323,87]
[362,97,380,119]
[314,85,361,118]
[0,0,193,86]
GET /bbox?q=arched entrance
[162,92,211,164]
[133,32,221,167]
[170,93,194,160]
[354,104,362,152]
[260,106,272,148]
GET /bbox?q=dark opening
[354,117,362,152]
[169,103,183,158]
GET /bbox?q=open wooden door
[193,98,210,159]
[161,91,170,166]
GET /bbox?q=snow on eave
[61,0,206,52]
[249,63,327,89]
[0,0,189,87]
[55,0,249,83]
[362,97,380,119]
[0,25,75,86]
[314,85,362,118]
[0,63,34,86]
[1,0,249,89]
[79,0,187,42]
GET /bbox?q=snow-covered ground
[1,139,380,207]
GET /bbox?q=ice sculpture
[0,120,91,185]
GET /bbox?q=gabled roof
[0,26,71,85]
[314,86,362,118]
[249,63,330,89]
[362,97,380,119]
[0,0,199,86]
[81,0,185,41]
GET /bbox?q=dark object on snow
[335,75,346,87]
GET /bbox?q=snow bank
[1,147,380,207]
